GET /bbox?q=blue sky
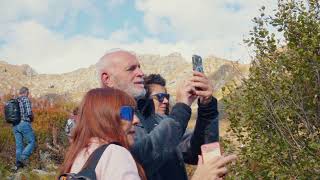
[0,0,276,74]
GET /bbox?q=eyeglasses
[151,93,170,103]
[120,106,134,122]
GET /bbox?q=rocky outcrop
[0,54,250,102]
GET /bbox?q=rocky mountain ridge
[0,53,250,102]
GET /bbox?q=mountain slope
[0,54,249,102]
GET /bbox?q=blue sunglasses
[151,93,170,103]
[120,106,134,122]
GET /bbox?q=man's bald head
[96,50,131,78]
[96,49,146,98]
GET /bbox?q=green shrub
[223,0,320,179]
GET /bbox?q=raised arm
[178,71,219,164]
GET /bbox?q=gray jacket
[131,97,219,180]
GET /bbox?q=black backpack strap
[85,142,121,170]
[75,142,121,179]
[59,142,122,180]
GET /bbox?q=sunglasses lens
[156,93,169,103]
[120,106,134,122]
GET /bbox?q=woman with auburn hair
[60,88,145,180]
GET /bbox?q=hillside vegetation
[223,0,320,179]
[0,94,74,179]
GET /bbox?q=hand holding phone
[192,55,204,73]
[192,55,205,91]
[201,142,221,163]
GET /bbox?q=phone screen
[201,142,221,163]
[192,55,204,73]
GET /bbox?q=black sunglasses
[151,93,170,103]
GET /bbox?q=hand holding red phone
[192,155,237,180]
[192,142,237,180]
[201,142,221,163]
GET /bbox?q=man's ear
[101,72,112,87]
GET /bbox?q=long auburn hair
[60,88,146,179]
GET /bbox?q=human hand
[191,71,214,105]
[176,79,197,106]
[191,154,237,180]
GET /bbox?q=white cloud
[0,21,250,74]
[0,0,99,29]
[135,0,277,62]
[109,23,139,43]
[136,0,276,38]
[0,20,234,74]
[0,21,106,74]
[0,0,280,74]
[0,21,188,74]
[0,0,49,23]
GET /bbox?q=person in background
[64,107,79,142]
[60,88,146,180]
[13,87,36,170]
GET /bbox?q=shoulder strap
[59,142,122,180]
[73,142,121,180]
[81,142,121,171]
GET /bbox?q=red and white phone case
[201,142,221,163]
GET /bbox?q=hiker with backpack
[11,87,36,170]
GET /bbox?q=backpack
[4,98,21,125]
[59,143,119,180]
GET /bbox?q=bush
[223,0,320,179]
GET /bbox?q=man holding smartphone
[96,49,221,179]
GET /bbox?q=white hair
[95,48,127,86]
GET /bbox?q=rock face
[0,54,249,102]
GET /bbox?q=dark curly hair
[144,74,166,98]
[144,74,166,87]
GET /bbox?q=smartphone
[201,142,221,163]
[192,55,204,73]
